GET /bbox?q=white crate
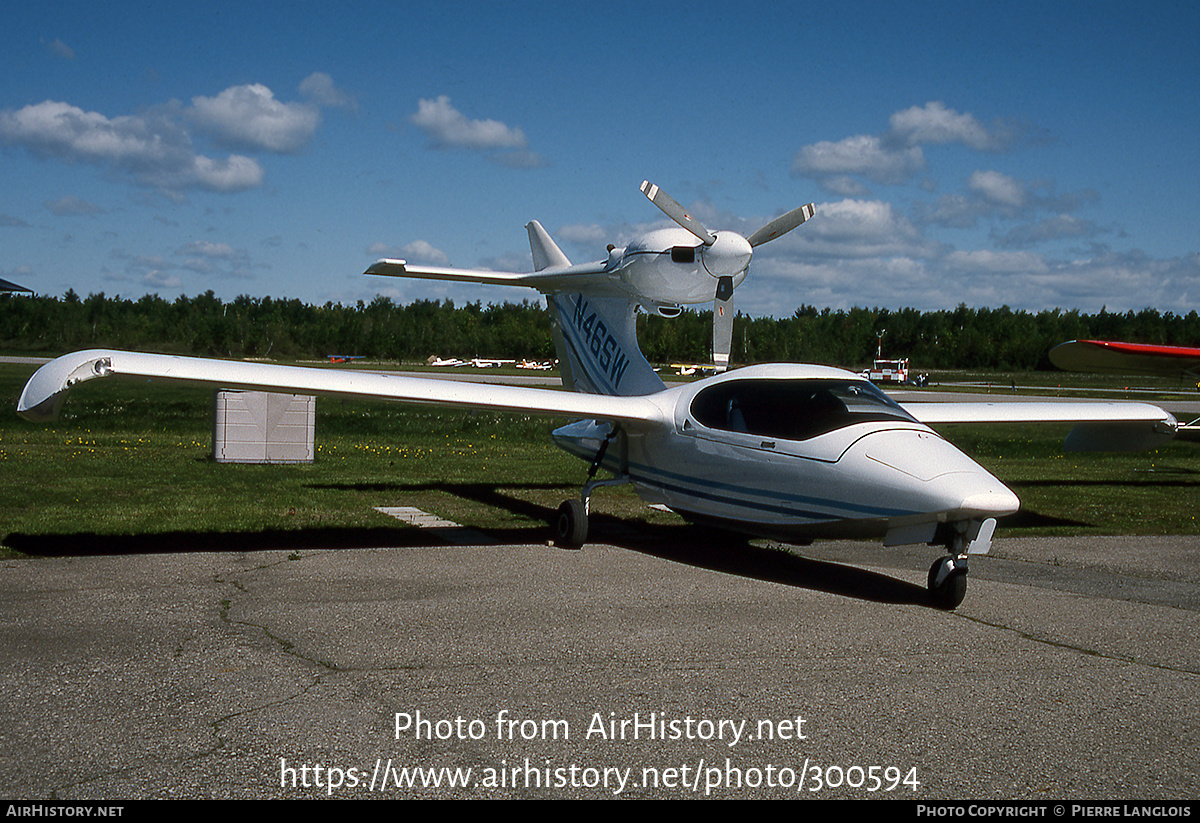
[212,391,315,463]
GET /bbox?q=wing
[903,400,1178,452]
[365,258,612,295]
[17,349,668,429]
[1050,340,1200,378]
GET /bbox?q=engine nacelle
[616,227,747,305]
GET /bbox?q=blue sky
[2,0,1197,319]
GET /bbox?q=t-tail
[525,222,662,397]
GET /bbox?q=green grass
[0,363,663,556]
[1,361,1197,559]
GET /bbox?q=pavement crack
[955,612,1200,676]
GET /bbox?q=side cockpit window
[690,379,916,441]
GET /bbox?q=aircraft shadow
[5,480,974,610]
[600,517,935,607]
[3,526,447,558]
[313,479,938,608]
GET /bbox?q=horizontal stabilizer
[364,258,608,293]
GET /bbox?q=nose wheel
[926,517,996,609]
[927,555,968,610]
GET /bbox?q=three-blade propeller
[639,181,815,371]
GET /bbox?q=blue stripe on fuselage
[556,439,916,522]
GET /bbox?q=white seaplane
[17,181,1178,608]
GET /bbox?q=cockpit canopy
[689,378,918,442]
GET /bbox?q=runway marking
[374,506,490,545]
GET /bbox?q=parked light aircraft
[17,182,1179,609]
[1050,339,1200,441]
[1051,339,1200,381]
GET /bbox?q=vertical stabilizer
[526,221,572,271]
[545,293,663,396]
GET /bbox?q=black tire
[928,558,967,610]
[927,557,948,591]
[554,499,587,549]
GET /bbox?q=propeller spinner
[638,181,815,371]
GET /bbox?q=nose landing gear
[927,517,996,610]
[928,555,968,610]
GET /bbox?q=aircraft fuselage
[551,364,1019,544]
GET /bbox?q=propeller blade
[746,203,816,248]
[640,180,716,246]
[715,275,734,302]
[713,287,734,373]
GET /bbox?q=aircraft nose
[849,429,1021,519]
[956,487,1021,518]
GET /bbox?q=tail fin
[526,221,661,396]
[526,221,571,271]
[546,293,664,396]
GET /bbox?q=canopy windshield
[690,379,918,441]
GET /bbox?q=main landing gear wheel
[927,556,968,610]
[553,499,588,549]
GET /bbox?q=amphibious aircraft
[17,181,1179,609]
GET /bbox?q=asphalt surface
[2,528,1197,799]
[3,357,1197,798]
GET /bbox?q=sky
[1,0,1198,320]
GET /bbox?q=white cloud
[367,240,450,265]
[793,102,1017,192]
[886,101,1009,151]
[967,170,1026,208]
[942,249,1049,275]
[44,38,75,60]
[188,84,321,153]
[556,223,609,245]
[178,241,237,259]
[793,198,939,260]
[299,72,357,110]
[190,154,265,192]
[992,215,1104,248]
[1,101,168,162]
[744,246,1194,316]
[0,99,264,193]
[411,96,527,150]
[792,135,925,186]
[819,175,872,197]
[143,270,182,289]
[915,169,1101,237]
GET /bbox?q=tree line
[2,290,1198,371]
